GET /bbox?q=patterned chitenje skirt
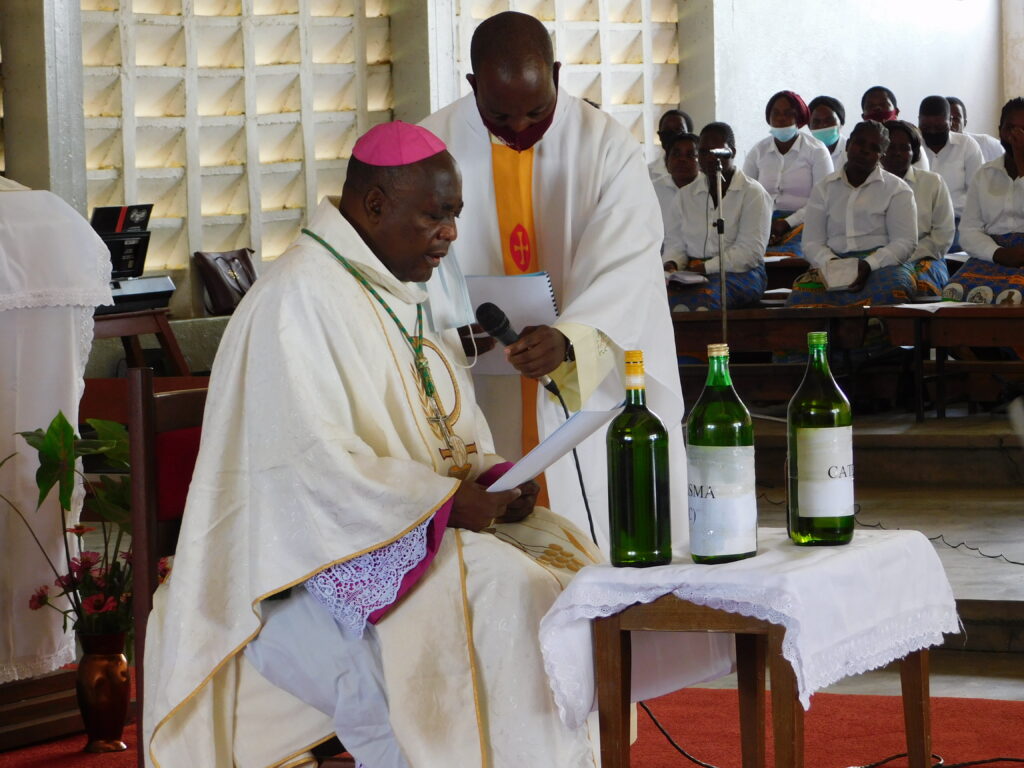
[765,209,804,258]
[785,249,915,307]
[944,232,1024,301]
[669,263,767,311]
[913,256,950,296]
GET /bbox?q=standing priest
[142,122,619,768]
[420,11,688,554]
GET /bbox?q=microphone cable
[550,383,599,547]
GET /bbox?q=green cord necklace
[302,228,436,397]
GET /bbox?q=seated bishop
[141,122,608,768]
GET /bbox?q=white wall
[681,0,1003,163]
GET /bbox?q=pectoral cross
[426,395,476,479]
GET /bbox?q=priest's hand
[685,259,707,274]
[848,260,872,293]
[498,479,540,524]
[449,481,521,532]
[506,325,569,379]
[457,323,497,357]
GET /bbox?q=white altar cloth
[0,186,111,682]
[540,528,959,727]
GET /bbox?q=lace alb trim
[305,519,431,638]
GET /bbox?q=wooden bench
[870,305,1024,419]
[673,307,870,403]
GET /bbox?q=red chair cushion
[155,427,202,521]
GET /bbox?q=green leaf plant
[1,413,164,649]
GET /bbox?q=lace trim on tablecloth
[0,641,76,685]
[541,580,960,716]
[304,519,431,638]
[0,288,112,313]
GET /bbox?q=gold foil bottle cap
[707,343,729,357]
[625,350,644,364]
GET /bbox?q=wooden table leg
[152,311,191,375]
[768,628,803,768]
[936,348,948,419]
[913,318,925,423]
[736,633,767,768]
[900,649,931,768]
[593,616,631,768]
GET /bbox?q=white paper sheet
[487,406,624,492]
[666,270,708,286]
[889,301,978,313]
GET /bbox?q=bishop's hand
[498,479,540,524]
[449,481,521,532]
[457,323,497,358]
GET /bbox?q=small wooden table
[93,308,190,376]
[537,530,956,768]
[593,596,931,768]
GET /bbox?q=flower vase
[76,632,130,753]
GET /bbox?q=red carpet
[2,688,1023,767]
[637,688,1024,767]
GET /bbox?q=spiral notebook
[466,272,559,375]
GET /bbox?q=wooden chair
[128,367,208,767]
[127,367,350,767]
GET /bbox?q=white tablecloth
[539,528,959,728]
[0,187,111,683]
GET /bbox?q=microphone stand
[712,158,728,344]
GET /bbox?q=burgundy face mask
[864,109,899,124]
[476,72,559,152]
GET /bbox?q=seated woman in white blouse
[786,121,918,307]
[949,97,1024,306]
[664,122,772,311]
[808,95,847,169]
[653,132,700,265]
[742,90,833,258]
[881,120,955,295]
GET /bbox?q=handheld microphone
[706,147,733,158]
[475,302,560,396]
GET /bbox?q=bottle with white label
[686,343,757,563]
[787,331,854,545]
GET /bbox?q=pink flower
[54,573,77,590]
[82,594,118,615]
[119,551,133,564]
[65,525,96,536]
[157,557,172,584]
[28,586,49,610]
[69,551,101,577]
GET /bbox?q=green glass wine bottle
[607,350,671,567]
[787,331,855,545]
[686,344,757,564]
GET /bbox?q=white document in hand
[486,406,625,492]
[466,273,559,375]
[666,270,709,286]
[822,258,860,291]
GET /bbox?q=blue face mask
[769,124,799,143]
[420,250,477,332]
[811,126,841,147]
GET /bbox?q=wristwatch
[564,339,575,362]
